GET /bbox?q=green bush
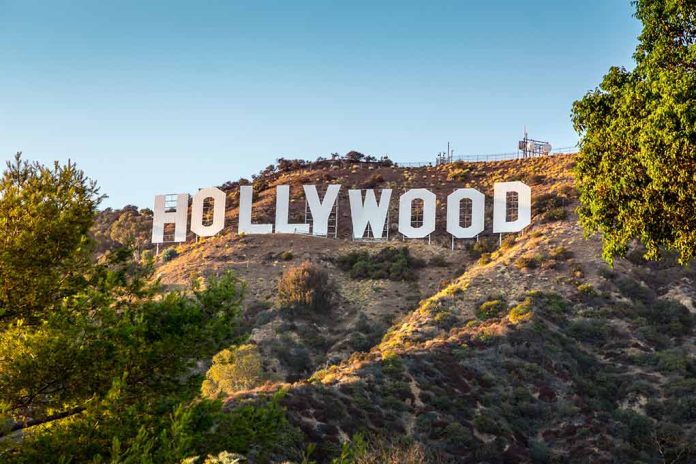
[468,237,498,259]
[509,298,533,323]
[533,192,564,215]
[335,247,423,281]
[140,249,154,264]
[544,207,568,222]
[567,319,609,345]
[472,413,500,435]
[613,409,654,451]
[202,344,265,399]
[576,283,597,297]
[193,393,298,462]
[529,440,551,464]
[477,299,507,320]
[161,247,178,262]
[271,335,313,378]
[531,292,569,316]
[443,422,474,448]
[638,299,693,336]
[515,254,543,269]
[381,353,405,378]
[653,349,689,373]
[613,275,655,304]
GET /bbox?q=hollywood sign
[151,182,531,244]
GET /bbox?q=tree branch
[1,406,86,437]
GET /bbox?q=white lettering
[447,188,485,238]
[275,185,310,234]
[399,189,436,238]
[304,184,341,236]
[238,186,273,234]
[493,181,531,233]
[348,189,392,239]
[152,193,189,243]
[191,187,226,237]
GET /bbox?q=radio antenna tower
[436,142,454,165]
[518,128,551,158]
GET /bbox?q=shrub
[201,344,265,399]
[509,298,534,324]
[252,177,268,194]
[429,254,449,267]
[500,235,516,249]
[529,440,551,464]
[522,173,545,185]
[577,283,597,297]
[614,275,656,304]
[140,249,154,264]
[447,167,470,181]
[278,250,293,261]
[277,261,333,311]
[272,336,313,378]
[653,349,689,373]
[544,207,568,222]
[613,409,654,450]
[569,262,585,278]
[468,237,498,258]
[472,413,500,435]
[533,192,564,215]
[625,247,648,265]
[532,292,569,316]
[352,438,432,464]
[335,247,424,281]
[382,353,405,377]
[549,246,573,261]
[638,299,693,336]
[348,313,385,352]
[567,319,608,345]
[363,173,385,189]
[515,254,543,269]
[442,422,474,449]
[477,299,507,320]
[254,309,276,326]
[433,308,456,328]
[201,393,297,461]
[161,247,178,262]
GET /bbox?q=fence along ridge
[396,146,577,168]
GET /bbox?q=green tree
[0,153,102,321]
[571,0,695,264]
[202,344,266,399]
[109,205,154,257]
[0,155,294,462]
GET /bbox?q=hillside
[96,155,695,463]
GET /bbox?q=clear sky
[0,0,641,208]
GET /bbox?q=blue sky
[0,0,641,208]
